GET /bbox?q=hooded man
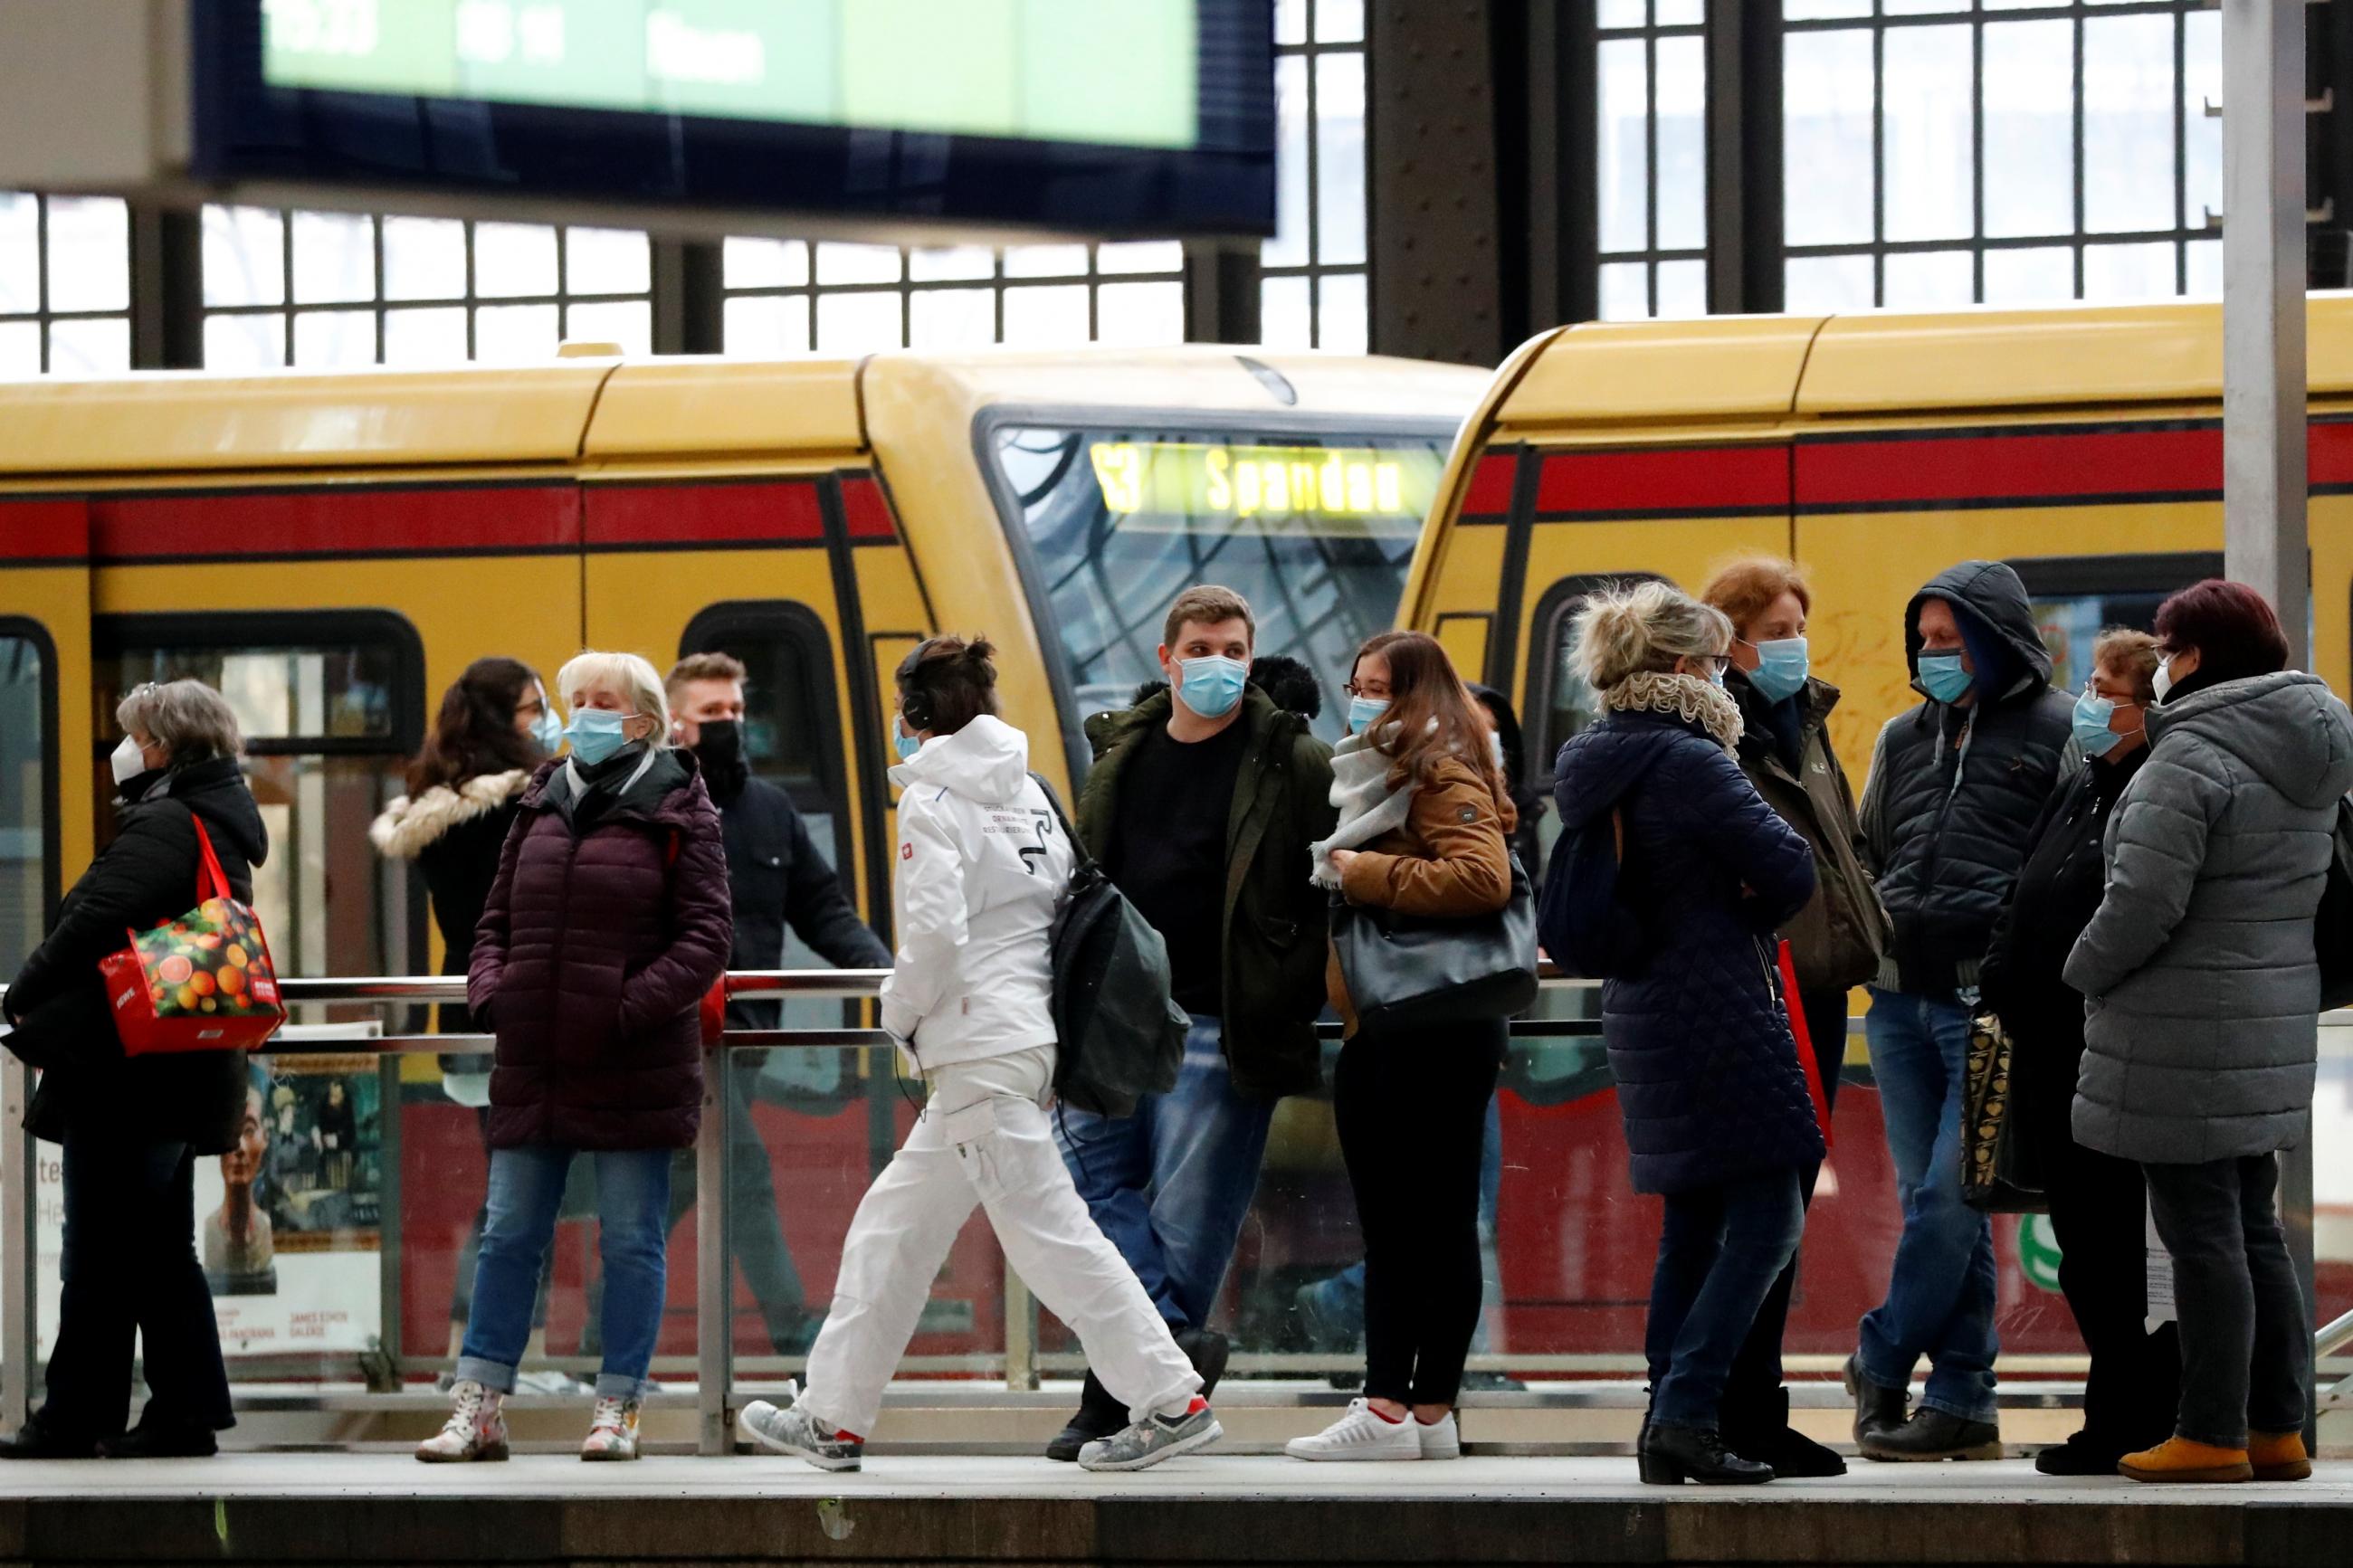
[1846,560,2075,1463]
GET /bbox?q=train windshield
[990,423,1451,746]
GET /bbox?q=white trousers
[800,1046,1202,1439]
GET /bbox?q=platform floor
[0,1454,2344,1566]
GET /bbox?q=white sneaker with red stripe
[1285,1399,1420,1461]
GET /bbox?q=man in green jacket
[1046,584,1338,1460]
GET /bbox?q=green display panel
[260,0,1202,149]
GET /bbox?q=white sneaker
[415,1380,510,1462]
[1416,1411,1462,1460]
[581,1396,641,1460]
[1285,1398,1421,1461]
[514,1368,594,1396]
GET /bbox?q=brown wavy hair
[1350,631,1506,806]
[406,656,547,795]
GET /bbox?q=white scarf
[1310,729,1415,889]
[1603,670,1744,754]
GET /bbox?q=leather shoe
[1723,1388,1845,1478]
[1639,1421,1774,1486]
[2034,1430,2133,1477]
[1044,1371,1127,1463]
[1174,1326,1230,1399]
[1842,1354,1907,1446]
[102,1421,218,1459]
[1859,1407,2003,1462]
[0,1419,100,1459]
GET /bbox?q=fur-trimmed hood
[369,770,530,860]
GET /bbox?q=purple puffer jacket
[468,749,732,1151]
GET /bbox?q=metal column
[2218,0,2316,1436]
[0,1061,31,1430]
[694,1059,732,1454]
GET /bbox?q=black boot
[1173,1327,1230,1399]
[102,1419,219,1459]
[1842,1354,1907,1446]
[1858,1407,2004,1463]
[1045,1371,1128,1463]
[1724,1387,1845,1478]
[2034,1430,2129,1477]
[1639,1421,1775,1486]
[0,1417,100,1460]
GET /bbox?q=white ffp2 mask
[109,736,148,786]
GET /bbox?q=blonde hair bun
[1572,580,1731,692]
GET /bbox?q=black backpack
[1028,774,1187,1117]
[1537,802,1650,979]
[2316,794,2353,1011]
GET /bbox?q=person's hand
[1329,849,1361,879]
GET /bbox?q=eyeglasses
[1344,681,1391,698]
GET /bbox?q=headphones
[894,646,936,732]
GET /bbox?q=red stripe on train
[1538,445,1788,516]
[90,487,580,560]
[1799,427,2224,507]
[1459,453,1517,517]
[585,482,824,547]
[837,475,898,540]
[0,499,89,561]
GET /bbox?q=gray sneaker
[1077,1402,1222,1472]
[736,1380,862,1472]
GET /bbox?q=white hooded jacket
[878,714,1074,1071]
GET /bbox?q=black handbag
[1960,1011,2045,1214]
[1329,852,1540,1031]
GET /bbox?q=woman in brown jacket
[1287,632,1517,1463]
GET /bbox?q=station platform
[0,1453,2344,1568]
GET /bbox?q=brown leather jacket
[1327,755,1518,1033]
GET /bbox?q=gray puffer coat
[2064,671,2353,1164]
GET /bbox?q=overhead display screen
[1084,442,1439,530]
[195,0,1274,235]
[261,1,1200,149]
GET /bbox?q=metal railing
[0,974,2342,1451]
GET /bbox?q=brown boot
[2248,1430,2312,1482]
[2119,1436,2253,1484]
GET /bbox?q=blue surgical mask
[894,718,921,762]
[1348,696,1389,734]
[1918,651,1974,705]
[1176,654,1248,719]
[529,708,564,754]
[2072,689,2133,757]
[1745,637,1810,704]
[564,708,631,766]
[1707,663,1728,688]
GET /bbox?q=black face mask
[693,718,749,798]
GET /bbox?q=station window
[0,192,133,377]
[95,615,424,986]
[720,239,1188,356]
[0,624,52,981]
[1783,0,2222,310]
[2010,551,2224,694]
[199,207,656,370]
[1261,0,1368,350]
[1596,2,1709,322]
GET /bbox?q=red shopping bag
[97,817,285,1055]
[1776,940,1834,1151]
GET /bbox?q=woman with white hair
[418,651,733,1463]
[1550,583,1821,1486]
[0,679,265,1459]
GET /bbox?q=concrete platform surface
[0,1454,2341,1565]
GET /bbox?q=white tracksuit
[800,715,1201,1439]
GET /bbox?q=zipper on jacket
[539,826,579,1145]
[1913,714,1973,953]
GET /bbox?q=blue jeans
[1053,1014,1275,1330]
[457,1145,672,1399]
[1647,1168,1806,1428]
[1857,987,1999,1422]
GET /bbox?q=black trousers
[1720,986,1845,1431]
[1334,1015,1505,1408]
[43,1132,233,1440]
[2044,1129,2178,1449]
[2143,1152,2308,1448]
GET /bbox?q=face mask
[1348,696,1389,734]
[564,708,632,766]
[2153,655,2176,702]
[1707,663,1728,688]
[1176,654,1248,719]
[692,717,743,772]
[529,708,564,754]
[1745,637,1809,704]
[2072,689,2130,757]
[894,717,921,761]
[110,735,149,787]
[1918,651,1974,705]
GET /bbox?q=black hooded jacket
[5,756,269,1151]
[1859,560,2075,996]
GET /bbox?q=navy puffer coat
[1554,706,1824,1194]
[469,747,733,1151]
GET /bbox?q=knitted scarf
[1310,729,1415,889]
[1604,670,1744,755]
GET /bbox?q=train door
[0,497,83,993]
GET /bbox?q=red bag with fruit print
[97,817,286,1055]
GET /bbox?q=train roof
[1481,293,2353,439]
[0,346,1487,479]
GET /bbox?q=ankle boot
[1724,1388,1845,1478]
[2119,1436,2253,1484]
[2248,1430,2312,1483]
[1639,1421,1774,1486]
[1045,1371,1128,1463]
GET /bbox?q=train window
[0,624,51,980]
[94,613,424,985]
[988,423,1453,744]
[2008,552,2223,695]
[1528,574,1666,769]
